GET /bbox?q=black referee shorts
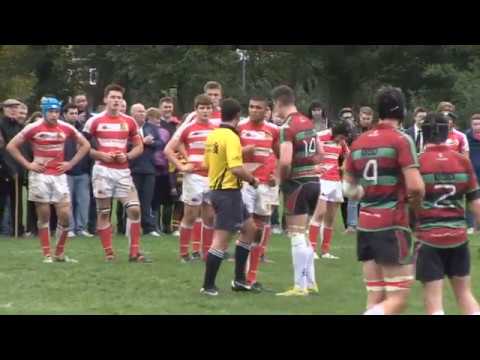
[210,190,250,233]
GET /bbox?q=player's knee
[57,213,70,227]
[384,276,414,312]
[125,201,141,221]
[37,222,49,230]
[97,207,111,223]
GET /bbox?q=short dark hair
[271,85,295,106]
[359,106,374,116]
[308,100,325,119]
[204,81,222,93]
[159,97,174,106]
[414,107,427,116]
[376,86,406,121]
[250,95,268,104]
[63,103,78,113]
[74,93,87,100]
[422,112,449,145]
[471,113,480,122]
[221,98,241,123]
[194,94,213,109]
[104,84,125,98]
[332,120,351,138]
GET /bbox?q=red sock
[309,223,321,252]
[98,226,114,257]
[129,220,141,258]
[38,226,51,257]
[180,226,192,257]
[192,219,202,253]
[260,224,272,258]
[247,244,262,284]
[55,226,69,257]
[202,226,214,260]
[321,227,333,254]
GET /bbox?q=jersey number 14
[303,138,316,157]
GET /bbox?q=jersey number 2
[433,184,456,208]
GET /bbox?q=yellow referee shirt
[204,124,243,190]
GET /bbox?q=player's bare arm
[279,141,293,181]
[165,136,193,173]
[403,167,425,213]
[57,133,91,174]
[6,134,45,173]
[123,135,144,162]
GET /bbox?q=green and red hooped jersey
[416,144,479,248]
[345,123,419,232]
[280,112,320,182]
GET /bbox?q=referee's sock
[203,248,224,290]
[235,241,251,283]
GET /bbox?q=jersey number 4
[363,159,378,185]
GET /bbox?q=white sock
[291,234,309,290]
[364,304,385,315]
[306,245,316,287]
[431,310,445,315]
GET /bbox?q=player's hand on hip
[250,177,260,189]
[28,162,45,173]
[56,161,73,174]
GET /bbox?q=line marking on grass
[0,303,13,309]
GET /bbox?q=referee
[201,98,260,296]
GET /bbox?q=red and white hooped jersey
[445,128,469,154]
[178,120,218,177]
[19,120,81,176]
[317,129,349,182]
[83,113,140,170]
[177,108,222,138]
[238,119,279,184]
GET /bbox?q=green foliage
[2,45,480,127]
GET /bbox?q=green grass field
[0,220,479,315]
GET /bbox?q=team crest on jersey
[446,138,458,147]
[437,153,448,161]
[242,130,272,140]
[99,123,127,131]
[35,132,66,141]
[367,130,379,137]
